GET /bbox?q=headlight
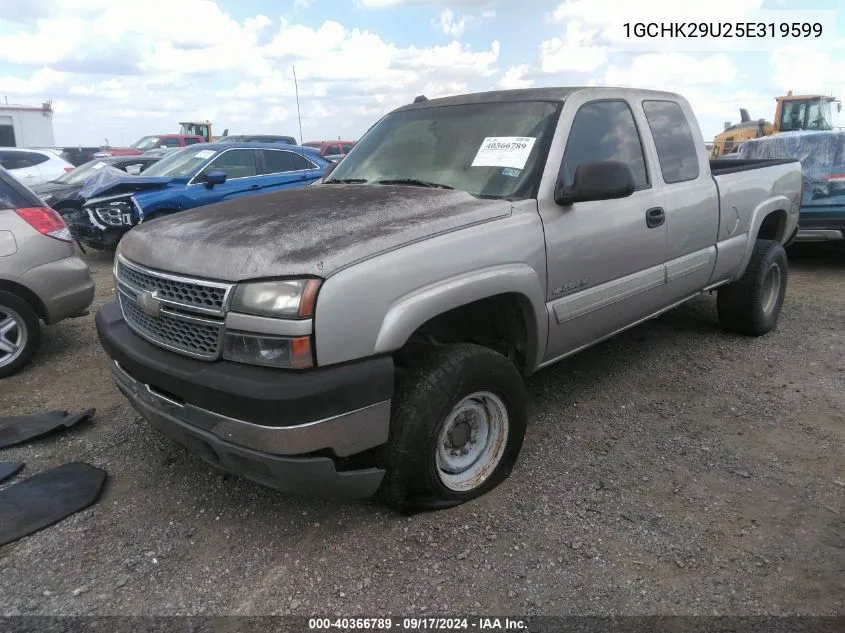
[230,279,321,319]
[223,332,313,369]
[92,199,133,226]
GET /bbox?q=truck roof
[393,87,685,112]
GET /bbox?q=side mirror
[204,170,227,187]
[554,160,636,205]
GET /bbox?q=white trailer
[0,102,56,148]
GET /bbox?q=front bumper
[19,255,95,325]
[96,301,394,499]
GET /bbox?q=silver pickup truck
[95,87,802,511]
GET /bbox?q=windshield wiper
[376,178,453,189]
[324,178,368,184]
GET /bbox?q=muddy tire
[0,290,41,379]
[378,343,527,512]
[717,239,788,336]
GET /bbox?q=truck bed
[710,157,799,176]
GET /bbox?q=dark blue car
[69,143,329,250]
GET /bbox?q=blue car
[68,143,329,250]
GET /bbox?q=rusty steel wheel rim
[762,262,782,316]
[435,391,509,492]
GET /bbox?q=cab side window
[203,149,257,179]
[642,100,700,184]
[560,100,649,190]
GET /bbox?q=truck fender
[733,196,791,281]
[374,263,548,374]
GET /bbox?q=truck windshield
[325,101,561,200]
[131,136,160,150]
[142,147,214,178]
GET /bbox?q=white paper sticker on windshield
[92,162,106,170]
[194,150,215,159]
[472,137,537,169]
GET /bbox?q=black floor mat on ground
[0,408,95,449]
[0,462,107,546]
[0,462,24,483]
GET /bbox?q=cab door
[538,96,668,362]
[640,99,719,304]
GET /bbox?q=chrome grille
[116,258,230,314]
[119,291,222,359]
[115,256,234,360]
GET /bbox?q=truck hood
[119,184,513,281]
[80,167,175,200]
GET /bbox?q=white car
[0,147,75,187]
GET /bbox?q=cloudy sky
[1,0,844,147]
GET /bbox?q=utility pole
[293,65,304,145]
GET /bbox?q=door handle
[645,207,665,228]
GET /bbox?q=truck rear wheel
[379,343,527,512]
[717,239,788,336]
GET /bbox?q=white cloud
[0,68,71,95]
[770,46,845,96]
[604,53,737,89]
[0,1,504,144]
[432,9,469,38]
[539,22,607,74]
[498,65,533,90]
[545,0,765,26]
[358,0,490,7]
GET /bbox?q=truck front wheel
[379,343,527,512]
[717,239,788,336]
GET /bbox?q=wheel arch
[374,264,547,375]
[734,201,791,281]
[0,280,47,319]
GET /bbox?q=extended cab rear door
[638,99,720,304]
[537,92,668,362]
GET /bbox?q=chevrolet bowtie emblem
[136,290,161,318]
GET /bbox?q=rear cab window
[642,100,700,184]
[560,100,650,190]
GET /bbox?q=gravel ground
[0,244,843,616]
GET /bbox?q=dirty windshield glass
[131,136,160,150]
[141,147,215,178]
[326,101,561,199]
